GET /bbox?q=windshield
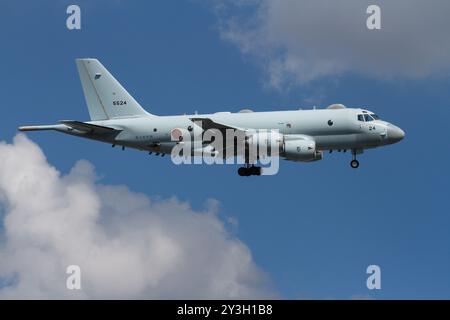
[358,112,380,122]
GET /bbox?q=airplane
[19,58,405,176]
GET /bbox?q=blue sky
[1,0,450,299]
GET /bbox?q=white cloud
[215,0,450,88]
[0,134,275,299]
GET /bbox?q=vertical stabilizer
[76,58,153,120]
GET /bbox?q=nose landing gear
[350,159,359,169]
[350,149,360,168]
[238,165,262,176]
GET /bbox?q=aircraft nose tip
[387,125,405,143]
[399,128,405,140]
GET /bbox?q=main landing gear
[238,165,262,176]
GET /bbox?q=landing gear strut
[350,150,360,169]
[238,165,262,176]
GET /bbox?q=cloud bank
[0,135,274,299]
[216,0,450,88]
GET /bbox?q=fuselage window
[364,114,374,122]
[371,114,380,120]
[357,114,365,122]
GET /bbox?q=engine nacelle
[245,131,284,157]
[283,139,323,162]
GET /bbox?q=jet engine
[283,138,323,162]
[245,131,284,158]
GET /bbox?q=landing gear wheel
[250,166,262,176]
[350,159,359,169]
[237,166,262,176]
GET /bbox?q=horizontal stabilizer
[18,124,64,131]
[59,120,121,134]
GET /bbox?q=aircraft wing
[190,117,251,159]
[189,117,246,134]
[59,120,122,135]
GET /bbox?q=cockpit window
[364,114,374,122]
[357,114,364,122]
[370,114,380,120]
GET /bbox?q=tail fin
[76,58,153,120]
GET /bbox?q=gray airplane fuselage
[51,107,404,155]
[19,59,405,173]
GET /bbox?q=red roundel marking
[171,128,183,141]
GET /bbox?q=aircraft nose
[387,125,405,143]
